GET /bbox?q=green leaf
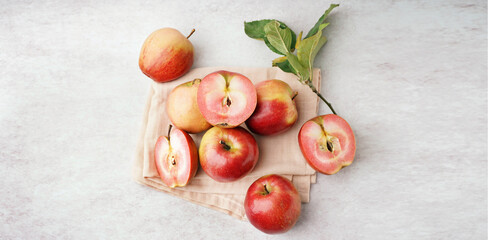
[274,59,296,74]
[295,31,303,49]
[264,37,284,55]
[289,27,297,52]
[264,21,293,55]
[244,20,275,39]
[245,20,296,54]
[304,4,339,39]
[286,53,309,82]
[245,20,296,44]
[297,23,328,75]
[272,56,287,66]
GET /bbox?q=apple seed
[326,140,334,152]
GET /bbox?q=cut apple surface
[298,114,356,175]
[199,126,259,182]
[154,126,198,188]
[197,71,257,128]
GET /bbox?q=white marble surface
[1,0,486,239]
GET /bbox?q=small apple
[139,28,194,83]
[246,79,298,135]
[298,114,356,175]
[166,79,211,134]
[244,174,301,234]
[197,70,257,128]
[154,126,198,188]
[199,126,259,182]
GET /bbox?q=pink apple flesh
[197,71,257,128]
[299,114,356,175]
[154,127,198,188]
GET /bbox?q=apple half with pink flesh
[197,70,257,128]
[246,79,298,135]
[244,174,301,234]
[298,114,356,175]
[154,126,198,188]
[199,126,259,182]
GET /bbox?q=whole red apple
[244,174,301,234]
[154,126,198,188]
[139,28,194,83]
[197,70,257,128]
[298,114,356,175]
[246,79,298,135]
[199,126,259,182]
[166,79,211,134]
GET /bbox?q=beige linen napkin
[132,67,320,220]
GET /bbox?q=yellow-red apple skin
[199,126,259,182]
[167,79,211,134]
[139,28,194,83]
[244,174,301,234]
[246,80,298,135]
[298,114,356,175]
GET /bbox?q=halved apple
[197,70,257,128]
[154,126,198,188]
[298,114,356,175]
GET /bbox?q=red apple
[139,28,194,83]
[298,114,356,175]
[199,126,259,182]
[197,71,257,128]
[166,79,211,133]
[154,126,198,188]
[246,79,298,135]
[244,174,301,234]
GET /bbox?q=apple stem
[263,184,270,194]
[306,81,337,115]
[219,140,231,151]
[291,92,298,100]
[187,29,195,39]
[167,125,173,141]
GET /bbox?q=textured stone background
[0,0,486,239]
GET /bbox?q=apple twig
[244,4,340,115]
[306,81,336,115]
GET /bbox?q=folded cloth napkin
[132,67,320,220]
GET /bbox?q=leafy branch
[244,4,339,114]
